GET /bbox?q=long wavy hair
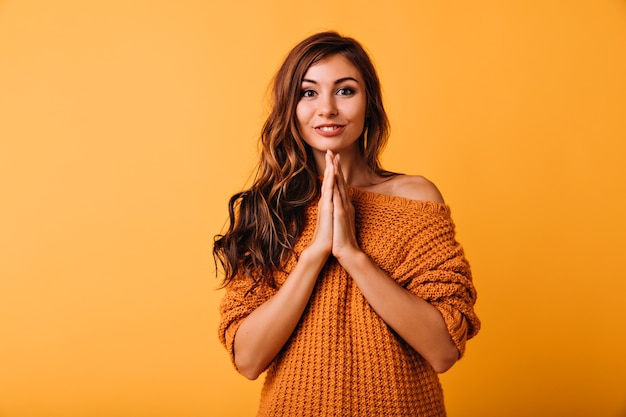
[213,31,391,289]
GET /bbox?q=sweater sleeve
[397,212,480,357]
[217,276,277,371]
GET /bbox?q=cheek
[295,102,309,126]
[360,97,368,118]
[352,101,367,125]
[345,97,367,121]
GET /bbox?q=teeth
[319,126,340,132]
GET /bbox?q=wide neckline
[348,185,451,215]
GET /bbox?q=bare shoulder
[381,175,445,204]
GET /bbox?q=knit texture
[219,187,480,417]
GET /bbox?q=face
[296,54,367,158]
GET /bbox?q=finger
[333,154,350,206]
[332,182,348,233]
[314,152,335,245]
[332,159,350,222]
[321,150,334,199]
[333,179,342,208]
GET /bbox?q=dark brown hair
[213,31,391,289]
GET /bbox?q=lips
[314,124,345,137]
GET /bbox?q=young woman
[214,31,480,416]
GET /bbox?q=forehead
[302,54,363,82]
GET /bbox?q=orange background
[1,1,625,416]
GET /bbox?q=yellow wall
[1,1,625,416]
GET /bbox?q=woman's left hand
[328,152,361,260]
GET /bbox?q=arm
[330,155,459,373]
[232,152,336,380]
[233,247,328,380]
[336,251,460,373]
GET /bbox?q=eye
[336,87,355,96]
[301,89,316,98]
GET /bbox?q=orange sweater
[219,188,480,416]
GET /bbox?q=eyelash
[337,87,355,96]
[300,87,355,98]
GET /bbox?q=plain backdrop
[1,1,625,416]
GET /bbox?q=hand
[329,152,360,260]
[306,150,335,258]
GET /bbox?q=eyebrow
[302,77,360,85]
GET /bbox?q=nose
[317,94,338,117]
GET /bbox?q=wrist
[300,245,331,266]
[334,246,365,266]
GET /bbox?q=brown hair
[213,31,391,289]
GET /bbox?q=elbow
[429,347,460,374]
[235,354,264,380]
[239,368,262,381]
[431,357,455,374]
[233,332,269,380]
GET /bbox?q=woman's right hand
[306,150,335,259]
[232,150,335,379]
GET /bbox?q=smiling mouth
[317,126,343,132]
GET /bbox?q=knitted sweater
[218,187,480,417]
